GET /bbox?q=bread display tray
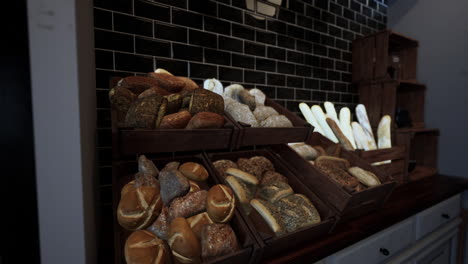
[228,98,312,149]
[110,77,238,156]
[204,149,337,260]
[112,153,257,264]
[273,133,396,220]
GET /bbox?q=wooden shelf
[409,166,438,181]
[396,128,440,134]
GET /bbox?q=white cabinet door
[328,217,414,264]
[414,242,451,264]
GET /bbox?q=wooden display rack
[353,29,439,183]
[353,29,419,83]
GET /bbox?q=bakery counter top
[263,175,468,264]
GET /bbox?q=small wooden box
[395,128,439,181]
[112,154,258,264]
[273,134,396,219]
[204,149,338,260]
[229,98,312,149]
[359,79,426,130]
[353,30,418,83]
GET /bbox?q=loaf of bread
[250,199,284,235]
[125,95,164,129]
[260,115,293,127]
[289,143,319,160]
[168,190,207,220]
[124,230,170,264]
[138,86,171,98]
[315,156,358,189]
[164,93,183,114]
[260,171,288,187]
[159,169,190,206]
[154,68,173,75]
[223,84,244,100]
[168,217,201,264]
[148,72,185,93]
[326,117,355,151]
[238,89,256,111]
[178,77,199,91]
[138,155,159,178]
[206,184,236,223]
[179,162,209,181]
[249,88,266,106]
[212,160,238,178]
[225,175,255,214]
[185,112,225,129]
[348,167,381,187]
[315,156,350,170]
[147,207,170,240]
[160,161,180,173]
[275,194,321,233]
[109,86,136,114]
[187,212,214,240]
[250,156,275,173]
[256,181,293,203]
[203,78,223,95]
[118,174,163,231]
[188,89,224,115]
[225,99,259,127]
[201,224,239,258]
[120,76,159,95]
[226,167,259,185]
[253,106,279,122]
[237,158,263,180]
[154,97,167,128]
[159,110,192,129]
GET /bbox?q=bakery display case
[112,153,258,264]
[204,148,338,260]
[273,133,396,220]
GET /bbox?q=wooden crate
[359,79,426,129]
[273,135,396,219]
[204,149,338,260]
[352,29,419,83]
[229,98,312,149]
[109,77,239,157]
[112,153,258,264]
[395,128,439,181]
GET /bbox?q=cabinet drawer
[415,194,460,240]
[328,218,414,264]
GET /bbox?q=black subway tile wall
[93,0,387,261]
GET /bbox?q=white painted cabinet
[325,194,461,264]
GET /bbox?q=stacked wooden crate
[352,30,439,183]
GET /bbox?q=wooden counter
[263,175,468,264]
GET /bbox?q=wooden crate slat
[375,31,390,79]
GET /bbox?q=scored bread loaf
[206,184,236,223]
[188,180,201,193]
[212,160,238,178]
[256,181,294,203]
[275,194,321,233]
[289,143,319,161]
[125,95,164,129]
[117,174,163,231]
[179,162,209,181]
[187,212,214,240]
[201,224,239,258]
[168,217,201,264]
[124,230,170,264]
[225,175,255,214]
[226,167,259,185]
[188,89,224,116]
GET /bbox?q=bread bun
[275,194,321,233]
[249,156,274,173]
[260,171,288,187]
[138,155,159,178]
[159,111,192,129]
[159,169,190,205]
[206,184,236,223]
[168,190,207,220]
[109,86,136,113]
[179,162,209,181]
[250,199,284,234]
[187,212,213,240]
[185,112,225,129]
[201,224,239,258]
[237,158,263,180]
[212,160,238,178]
[125,230,170,264]
[168,217,201,263]
[226,168,259,185]
[118,174,162,231]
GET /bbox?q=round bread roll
[187,212,214,240]
[206,184,236,223]
[201,223,239,258]
[138,155,159,178]
[125,230,170,264]
[179,162,209,181]
[168,217,201,263]
[212,159,238,178]
[118,174,163,231]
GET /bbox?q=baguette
[311,105,339,143]
[339,107,356,149]
[355,104,377,149]
[299,103,324,135]
[326,118,355,151]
